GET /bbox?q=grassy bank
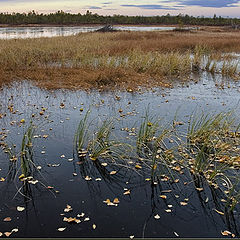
[0,30,240,89]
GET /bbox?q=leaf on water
[41,151,46,154]
[84,217,90,221]
[42,135,48,139]
[135,164,142,169]
[57,227,66,232]
[4,232,12,237]
[60,155,65,158]
[196,187,203,191]
[174,232,179,237]
[64,205,73,213]
[11,228,18,233]
[28,180,38,185]
[145,178,151,181]
[77,213,85,218]
[103,199,111,204]
[123,190,131,195]
[162,190,172,193]
[85,176,92,181]
[20,119,25,124]
[0,177,5,182]
[154,214,160,219]
[0,232,2,237]
[63,217,80,223]
[129,235,134,239]
[174,179,179,183]
[110,171,117,175]
[47,186,54,189]
[214,209,224,215]
[180,202,188,206]
[92,224,96,230]
[17,206,25,212]
[205,197,209,203]
[73,173,77,176]
[3,217,11,222]
[165,209,172,213]
[113,198,120,204]
[160,195,167,199]
[221,230,232,236]
[37,166,42,170]
[101,163,108,166]
[95,178,102,181]
[68,158,73,162]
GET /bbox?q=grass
[0,30,240,89]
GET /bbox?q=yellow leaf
[135,164,142,169]
[110,171,117,175]
[20,119,25,123]
[103,199,111,204]
[17,206,25,212]
[160,195,167,199]
[221,230,231,236]
[214,209,224,215]
[113,198,120,204]
[180,202,188,206]
[93,224,96,229]
[18,174,25,180]
[0,177,5,182]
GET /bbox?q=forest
[0,10,239,26]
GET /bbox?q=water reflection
[0,26,176,39]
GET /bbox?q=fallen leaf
[160,195,167,199]
[0,177,5,182]
[58,227,66,232]
[93,224,96,229]
[0,232,2,237]
[165,209,172,213]
[196,187,203,191]
[110,171,117,175]
[214,209,224,215]
[84,217,90,221]
[4,232,12,237]
[154,214,160,219]
[17,206,25,212]
[85,176,92,181]
[135,164,142,169]
[174,232,179,237]
[3,217,11,222]
[28,180,39,185]
[113,198,120,204]
[11,228,18,233]
[221,230,231,236]
[180,202,188,206]
[101,163,107,166]
[129,235,134,239]
[64,205,72,213]
[123,190,131,195]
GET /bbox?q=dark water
[0,26,176,39]
[0,73,240,238]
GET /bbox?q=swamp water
[0,73,240,238]
[0,26,176,39]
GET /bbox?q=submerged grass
[0,30,240,89]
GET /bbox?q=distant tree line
[0,10,239,26]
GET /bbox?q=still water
[0,26,176,39]
[0,73,240,237]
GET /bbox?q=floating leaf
[180,202,188,206]
[174,232,179,237]
[110,171,117,175]
[154,214,160,219]
[84,217,90,221]
[129,235,134,239]
[92,224,96,229]
[135,165,142,169]
[165,209,172,213]
[17,206,25,212]
[101,163,107,167]
[123,190,131,195]
[0,177,5,182]
[214,209,224,215]
[4,232,12,237]
[196,187,203,191]
[11,228,18,233]
[160,195,167,199]
[0,232,2,237]
[85,176,92,181]
[28,180,38,185]
[221,230,231,236]
[64,205,72,213]
[3,217,12,222]
[113,198,120,204]
[58,227,66,232]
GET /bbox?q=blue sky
[0,0,240,17]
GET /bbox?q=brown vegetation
[0,30,240,90]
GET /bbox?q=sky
[0,0,240,17]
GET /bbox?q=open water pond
[0,73,240,238]
[0,26,176,39]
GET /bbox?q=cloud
[121,4,179,10]
[84,6,102,9]
[178,0,240,8]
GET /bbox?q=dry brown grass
[0,30,240,90]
